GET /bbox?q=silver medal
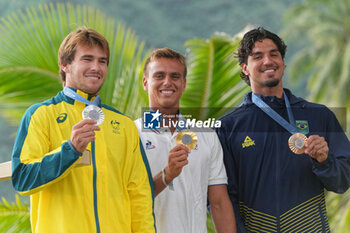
[82,105,104,125]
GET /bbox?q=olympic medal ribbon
[252,92,307,154]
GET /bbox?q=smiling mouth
[263,69,275,73]
[85,75,100,80]
[160,90,175,96]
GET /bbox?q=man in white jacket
[134,47,236,233]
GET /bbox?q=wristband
[161,168,174,191]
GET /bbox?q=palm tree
[0,3,249,232]
[282,0,350,232]
[182,29,250,232]
[0,3,149,123]
[0,3,149,232]
[0,195,30,233]
[0,3,250,127]
[282,0,350,106]
[182,32,250,120]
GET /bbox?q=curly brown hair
[237,27,287,85]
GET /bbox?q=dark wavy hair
[237,27,287,85]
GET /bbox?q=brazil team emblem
[296,120,309,134]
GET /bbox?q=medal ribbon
[63,87,101,106]
[252,92,299,134]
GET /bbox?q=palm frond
[283,0,350,105]
[182,31,249,120]
[0,3,148,123]
[283,1,350,232]
[0,195,30,233]
[326,191,350,232]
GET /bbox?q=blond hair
[58,27,110,84]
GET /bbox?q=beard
[264,78,280,87]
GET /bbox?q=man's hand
[70,119,100,153]
[164,144,190,184]
[304,135,329,163]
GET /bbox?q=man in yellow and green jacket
[11,27,156,233]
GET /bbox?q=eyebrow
[251,49,279,56]
[80,54,108,61]
[153,71,181,76]
[153,71,166,76]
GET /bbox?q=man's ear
[60,63,69,73]
[242,63,249,76]
[142,76,148,91]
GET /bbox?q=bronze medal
[288,133,307,154]
[176,129,198,150]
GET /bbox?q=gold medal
[82,105,105,125]
[288,133,307,154]
[176,129,198,150]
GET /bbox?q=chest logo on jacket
[145,140,156,150]
[56,113,67,123]
[111,120,120,134]
[296,120,309,134]
[242,136,255,148]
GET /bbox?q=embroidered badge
[111,120,120,134]
[145,140,156,150]
[296,120,309,134]
[56,113,67,123]
[242,136,255,148]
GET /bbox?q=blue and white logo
[143,110,161,129]
[145,140,156,150]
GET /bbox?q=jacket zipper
[92,141,101,233]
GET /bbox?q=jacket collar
[241,88,304,107]
[62,87,101,106]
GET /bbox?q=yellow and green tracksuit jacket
[11,88,156,233]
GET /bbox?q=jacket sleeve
[312,109,350,193]
[127,123,156,233]
[216,125,247,233]
[11,105,83,196]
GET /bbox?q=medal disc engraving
[288,133,307,154]
[176,129,198,150]
[82,105,105,125]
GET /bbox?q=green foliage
[282,0,350,106]
[0,195,30,233]
[207,211,216,233]
[182,31,250,119]
[0,0,303,53]
[0,3,249,231]
[327,192,350,232]
[283,1,350,232]
[0,3,148,122]
[91,0,301,52]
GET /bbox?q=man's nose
[163,75,172,85]
[262,55,273,65]
[91,60,101,71]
